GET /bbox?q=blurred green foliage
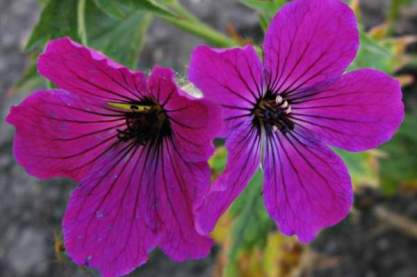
[380,112,417,193]
[228,171,272,264]
[334,149,379,188]
[349,31,395,72]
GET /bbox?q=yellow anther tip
[107,102,151,113]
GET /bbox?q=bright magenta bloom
[7,37,220,277]
[189,0,404,242]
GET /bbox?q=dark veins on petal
[252,89,294,136]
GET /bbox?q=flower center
[252,92,294,134]
[110,99,171,145]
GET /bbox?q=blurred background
[0,0,417,276]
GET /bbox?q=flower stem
[77,0,88,45]
[160,1,236,48]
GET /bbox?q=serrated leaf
[26,0,80,52]
[86,1,153,68]
[94,0,176,19]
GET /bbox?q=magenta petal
[148,65,223,162]
[157,141,213,260]
[264,0,358,93]
[63,141,212,276]
[6,89,121,181]
[63,146,158,277]
[195,123,261,234]
[38,37,147,102]
[290,69,404,151]
[61,65,215,274]
[263,132,352,242]
[9,38,219,275]
[168,97,222,161]
[188,45,263,125]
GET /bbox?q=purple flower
[7,37,220,277]
[189,0,404,242]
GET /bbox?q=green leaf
[349,31,394,73]
[129,0,176,17]
[93,0,176,19]
[26,0,80,52]
[209,146,227,173]
[335,149,379,188]
[86,1,153,68]
[229,171,274,262]
[380,113,417,193]
[258,14,270,32]
[239,0,286,30]
[95,0,236,48]
[93,0,129,18]
[240,0,285,12]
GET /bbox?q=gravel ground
[0,0,416,276]
[308,189,417,277]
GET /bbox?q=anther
[281,101,288,108]
[272,126,279,132]
[285,106,292,114]
[107,102,152,113]
[275,95,283,104]
[114,99,171,145]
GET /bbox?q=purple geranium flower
[7,37,220,277]
[189,0,404,242]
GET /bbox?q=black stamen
[117,98,171,145]
[252,89,294,135]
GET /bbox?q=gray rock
[7,229,48,276]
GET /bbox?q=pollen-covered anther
[285,105,292,114]
[272,125,279,132]
[107,102,152,113]
[275,95,283,104]
[280,100,289,109]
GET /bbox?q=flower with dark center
[188,0,404,242]
[6,37,221,277]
